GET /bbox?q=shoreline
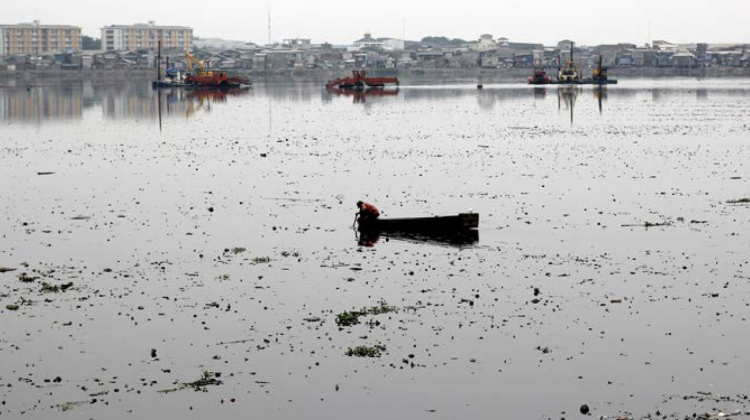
[1,66,749,85]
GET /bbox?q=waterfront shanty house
[557,39,575,51]
[252,53,267,70]
[709,51,744,67]
[479,49,501,68]
[498,38,545,56]
[92,51,132,70]
[653,40,680,53]
[318,45,343,61]
[193,37,252,50]
[263,48,303,69]
[4,55,34,71]
[101,21,192,52]
[81,54,94,69]
[415,48,448,68]
[512,53,535,67]
[0,21,81,56]
[35,53,84,70]
[615,52,635,66]
[591,44,628,66]
[632,48,659,67]
[670,50,697,68]
[282,39,313,50]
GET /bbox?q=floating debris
[159,371,223,393]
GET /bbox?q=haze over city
[3,0,748,45]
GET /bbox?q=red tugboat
[184,53,250,88]
[185,71,250,88]
[326,70,399,90]
[528,68,552,85]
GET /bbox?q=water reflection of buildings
[0,84,85,122]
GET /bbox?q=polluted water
[0,79,750,420]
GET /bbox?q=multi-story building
[101,21,192,52]
[0,21,81,56]
[351,33,405,52]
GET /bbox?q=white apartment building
[101,21,192,51]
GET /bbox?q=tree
[82,36,101,50]
[421,36,468,47]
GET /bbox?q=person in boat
[354,201,380,225]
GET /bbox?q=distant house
[474,34,496,52]
[252,53,267,70]
[591,44,626,66]
[632,48,658,67]
[499,37,544,52]
[557,39,575,51]
[282,39,312,49]
[352,33,404,51]
[671,51,696,67]
[263,48,302,69]
[653,40,680,53]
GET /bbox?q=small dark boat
[358,213,479,233]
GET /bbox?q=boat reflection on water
[356,227,479,248]
[325,86,400,104]
[157,87,250,119]
[557,86,581,124]
[594,86,607,114]
[554,85,609,124]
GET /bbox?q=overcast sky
[4,0,748,46]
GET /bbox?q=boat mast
[570,41,574,66]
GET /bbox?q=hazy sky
[4,0,748,46]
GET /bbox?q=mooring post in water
[157,39,162,82]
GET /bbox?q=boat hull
[359,213,479,233]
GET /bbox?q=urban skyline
[2,0,748,47]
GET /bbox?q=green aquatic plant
[366,299,397,316]
[336,310,365,326]
[345,345,386,358]
[336,300,398,327]
[40,282,74,293]
[17,272,38,283]
[58,401,89,412]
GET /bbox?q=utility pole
[267,5,271,46]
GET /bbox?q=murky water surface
[1,79,750,420]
